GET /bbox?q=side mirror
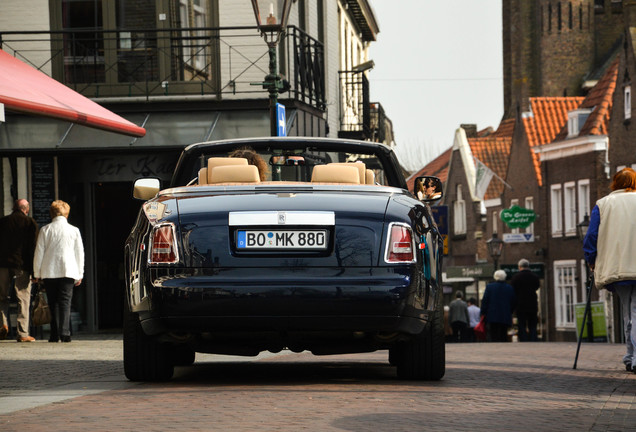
[414,176,443,202]
[133,178,160,200]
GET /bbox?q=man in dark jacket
[0,199,39,341]
[511,258,541,342]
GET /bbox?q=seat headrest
[311,164,360,184]
[329,162,366,184]
[207,157,248,183]
[208,164,260,184]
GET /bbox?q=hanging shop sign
[500,205,536,229]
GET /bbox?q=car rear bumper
[139,266,428,337]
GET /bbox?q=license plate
[236,230,328,250]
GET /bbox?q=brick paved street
[0,336,635,431]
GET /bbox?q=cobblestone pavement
[0,336,635,432]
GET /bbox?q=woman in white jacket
[33,200,84,343]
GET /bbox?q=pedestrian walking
[448,291,470,342]
[481,270,516,342]
[0,199,39,342]
[583,167,636,372]
[33,200,84,343]
[511,259,541,341]
[467,297,481,342]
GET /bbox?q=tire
[392,308,446,380]
[123,308,174,381]
[172,347,196,366]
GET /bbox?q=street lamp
[486,233,504,270]
[250,0,295,136]
[577,213,590,242]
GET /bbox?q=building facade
[0,0,391,332]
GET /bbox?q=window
[568,2,573,29]
[551,184,563,236]
[567,109,592,137]
[564,182,576,235]
[579,4,583,29]
[595,0,605,13]
[555,261,577,328]
[453,184,467,235]
[625,86,632,120]
[525,196,534,235]
[510,199,519,234]
[577,179,590,222]
[180,0,209,73]
[492,211,498,234]
[558,2,562,31]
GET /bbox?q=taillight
[385,223,416,264]
[149,223,179,264]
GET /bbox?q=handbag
[474,316,486,341]
[31,290,51,327]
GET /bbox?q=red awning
[0,49,146,137]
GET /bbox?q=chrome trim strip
[229,211,335,226]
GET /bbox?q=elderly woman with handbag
[33,200,84,343]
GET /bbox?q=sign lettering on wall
[31,157,56,227]
[78,154,177,183]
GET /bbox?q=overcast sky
[367,0,504,171]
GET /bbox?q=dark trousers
[517,312,538,342]
[487,322,509,342]
[44,278,74,341]
[451,321,469,342]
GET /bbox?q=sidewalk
[0,337,634,431]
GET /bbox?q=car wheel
[172,347,196,366]
[393,308,446,380]
[123,307,174,381]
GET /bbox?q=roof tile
[522,97,585,185]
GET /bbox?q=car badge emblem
[278,212,286,224]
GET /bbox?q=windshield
[178,144,392,187]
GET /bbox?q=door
[94,181,141,329]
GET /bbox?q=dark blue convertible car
[124,137,444,381]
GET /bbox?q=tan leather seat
[328,162,366,184]
[207,157,248,184]
[198,167,208,185]
[311,164,360,184]
[365,169,375,185]
[208,164,260,184]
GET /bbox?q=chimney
[460,124,478,138]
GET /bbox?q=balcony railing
[370,102,392,144]
[0,26,325,110]
[338,70,370,140]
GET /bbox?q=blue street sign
[276,103,286,137]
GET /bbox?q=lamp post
[486,233,504,270]
[250,0,294,136]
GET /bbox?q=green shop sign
[500,205,537,229]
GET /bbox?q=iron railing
[0,26,325,110]
[338,70,370,140]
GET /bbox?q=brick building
[503,0,623,117]
[534,60,617,341]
